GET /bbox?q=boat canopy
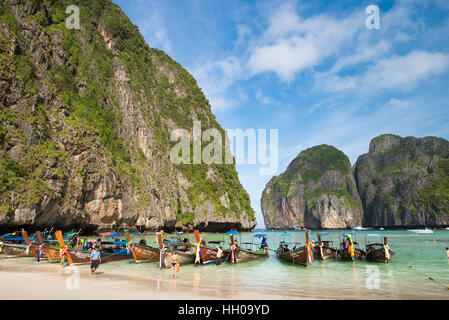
[280,233,292,236]
[176,232,184,235]
[104,232,139,238]
[254,233,266,238]
[320,233,329,236]
[64,232,78,236]
[367,234,381,237]
[342,233,353,236]
[226,231,239,235]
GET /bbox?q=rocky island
[261,135,449,229]
[0,0,255,233]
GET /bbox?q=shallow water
[1,229,448,299]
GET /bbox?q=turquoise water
[1,229,448,299]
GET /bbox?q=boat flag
[384,244,391,263]
[159,247,166,269]
[194,230,201,264]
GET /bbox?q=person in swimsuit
[171,252,179,279]
[446,247,449,260]
[215,246,223,266]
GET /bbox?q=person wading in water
[215,246,223,266]
[90,246,101,276]
[171,252,179,279]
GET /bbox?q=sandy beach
[0,260,307,300]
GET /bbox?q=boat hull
[277,246,308,267]
[336,248,366,261]
[235,247,269,263]
[366,247,395,263]
[2,244,33,258]
[312,244,336,260]
[43,245,64,263]
[162,249,195,268]
[132,245,159,263]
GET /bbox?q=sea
[1,229,448,299]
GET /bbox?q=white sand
[0,261,299,300]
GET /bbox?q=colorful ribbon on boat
[25,243,31,255]
[37,244,44,262]
[306,242,314,263]
[347,235,355,260]
[230,245,236,263]
[59,245,68,265]
[126,241,134,254]
[194,242,201,264]
[159,247,166,269]
[384,244,391,263]
[0,241,3,253]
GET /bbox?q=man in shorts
[215,246,223,266]
[171,252,179,279]
[90,246,101,275]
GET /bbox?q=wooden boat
[2,243,33,258]
[125,231,159,263]
[366,235,394,263]
[311,233,336,260]
[192,230,234,264]
[22,231,47,261]
[35,231,65,263]
[336,234,366,261]
[54,230,133,265]
[276,232,312,267]
[233,233,269,263]
[157,233,195,268]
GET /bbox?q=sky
[113,0,449,228]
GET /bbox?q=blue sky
[113,0,449,228]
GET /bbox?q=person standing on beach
[171,252,179,279]
[215,246,223,266]
[90,246,101,276]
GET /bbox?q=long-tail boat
[311,233,337,260]
[22,231,47,261]
[276,232,313,267]
[157,232,195,268]
[336,233,366,261]
[53,230,133,265]
[232,232,269,263]
[193,230,219,264]
[1,230,35,258]
[125,231,159,263]
[35,231,67,263]
[365,235,394,263]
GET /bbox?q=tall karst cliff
[0,0,255,232]
[261,145,363,229]
[261,135,449,229]
[354,134,449,227]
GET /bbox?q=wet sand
[0,260,303,300]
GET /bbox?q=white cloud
[190,56,243,112]
[322,51,449,93]
[247,4,361,81]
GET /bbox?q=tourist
[215,246,223,266]
[446,247,449,260]
[90,246,101,276]
[171,252,179,279]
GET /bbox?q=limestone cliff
[261,145,363,229]
[0,0,255,232]
[354,134,449,227]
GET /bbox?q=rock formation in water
[354,134,449,227]
[0,0,255,232]
[261,145,363,229]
